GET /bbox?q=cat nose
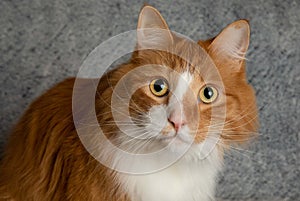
[168,115,186,132]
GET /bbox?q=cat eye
[149,78,169,97]
[199,86,218,104]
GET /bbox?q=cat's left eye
[199,86,218,104]
[149,78,169,97]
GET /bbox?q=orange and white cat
[0,5,258,201]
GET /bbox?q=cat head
[97,5,258,161]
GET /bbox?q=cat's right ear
[136,5,173,49]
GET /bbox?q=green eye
[149,78,169,97]
[199,86,218,103]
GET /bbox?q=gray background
[0,0,299,200]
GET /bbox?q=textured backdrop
[0,0,299,200]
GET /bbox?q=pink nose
[168,114,186,132]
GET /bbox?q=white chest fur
[118,149,222,201]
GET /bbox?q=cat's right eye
[149,78,169,97]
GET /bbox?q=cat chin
[155,137,221,165]
[159,136,191,153]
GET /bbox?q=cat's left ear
[208,20,250,66]
[136,5,174,49]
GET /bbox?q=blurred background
[0,0,299,200]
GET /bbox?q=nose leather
[168,110,186,132]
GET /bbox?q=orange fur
[0,5,258,201]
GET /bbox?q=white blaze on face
[146,71,194,141]
[172,71,193,102]
[167,71,193,125]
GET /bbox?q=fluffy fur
[0,5,258,201]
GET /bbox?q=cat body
[0,5,258,201]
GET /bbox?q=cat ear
[208,20,250,64]
[136,5,173,49]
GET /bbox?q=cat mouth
[160,134,193,145]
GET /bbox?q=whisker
[209,102,259,128]
[120,131,154,147]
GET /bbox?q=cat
[0,5,258,201]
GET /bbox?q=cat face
[98,6,258,159]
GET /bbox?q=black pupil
[204,87,214,99]
[154,79,165,92]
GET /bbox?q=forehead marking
[172,71,193,102]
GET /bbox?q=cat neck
[117,148,222,201]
